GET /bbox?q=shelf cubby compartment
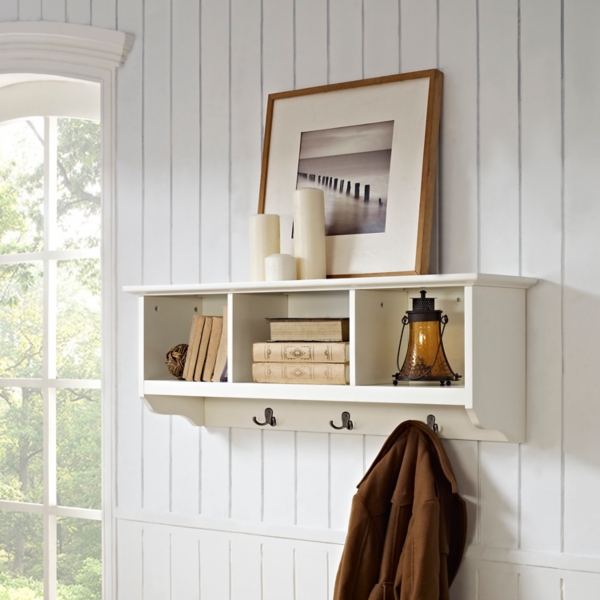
[126,273,536,442]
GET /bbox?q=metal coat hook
[427,414,439,434]
[253,407,276,427]
[330,411,354,431]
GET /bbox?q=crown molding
[0,21,134,71]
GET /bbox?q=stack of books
[252,318,350,385]
[183,306,228,382]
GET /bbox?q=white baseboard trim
[114,507,347,546]
[466,545,600,575]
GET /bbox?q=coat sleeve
[397,499,441,600]
[334,495,385,600]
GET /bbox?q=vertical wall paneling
[363,435,385,472]
[329,434,364,531]
[479,442,519,548]
[142,525,171,600]
[262,0,294,117]
[230,428,262,521]
[263,542,294,600]
[400,0,437,72]
[478,0,520,275]
[19,0,42,21]
[141,0,172,513]
[563,0,600,557]
[41,0,64,21]
[170,418,200,515]
[116,520,143,600]
[142,0,171,284]
[66,0,90,24]
[294,0,328,89]
[437,0,478,273]
[170,0,201,283]
[200,427,230,518]
[328,545,343,598]
[115,0,144,511]
[170,529,201,600]
[199,532,231,598]
[230,0,262,282]
[519,0,563,554]
[442,439,479,546]
[563,571,600,598]
[263,430,296,525]
[518,566,562,600]
[328,0,363,83]
[0,1,18,20]
[295,547,329,600]
[477,564,519,600]
[200,0,231,282]
[296,432,329,528]
[363,0,400,78]
[91,0,115,29]
[231,538,262,600]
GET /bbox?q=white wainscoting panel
[5,0,600,598]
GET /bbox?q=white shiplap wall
[3,0,600,597]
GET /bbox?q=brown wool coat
[334,421,467,600]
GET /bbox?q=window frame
[0,21,133,600]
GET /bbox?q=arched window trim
[0,21,134,600]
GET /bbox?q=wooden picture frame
[258,69,443,278]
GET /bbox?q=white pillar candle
[265,253,297,281]
[293,188,326,279]
[249,214,280,281]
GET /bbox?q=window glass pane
[56,259,100,380]
[56,118,101,251]
[0,511,44,598]
[57,517,101,600]
[0,387,44,504]
[0,263,43,379]
[0,118,44,254]
[57,388,101,510]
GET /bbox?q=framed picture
[258,70,443,278]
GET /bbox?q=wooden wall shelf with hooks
[124,273,537,442]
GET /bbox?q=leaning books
[252,362,349,385]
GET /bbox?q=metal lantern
[392,290,461,386]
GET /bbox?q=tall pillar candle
[249,214,280,281]
[293,188,326,279]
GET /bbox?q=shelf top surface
[124,273,537,296]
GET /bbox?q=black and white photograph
[296,121,394,236]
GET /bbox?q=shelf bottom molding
[142,395,517,442]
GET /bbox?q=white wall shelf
[125,273,537,442]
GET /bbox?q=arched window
[0,76,102,600]
[0,21,133,600]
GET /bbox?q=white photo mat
[259,71,441,278]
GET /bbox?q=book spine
[252,362,349,385]
[253,342,349,363]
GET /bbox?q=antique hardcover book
[252,341,349,363]
[252,362,349,385]
[202,316,224,381]
[183,315,206,381]
[267,318,350,341]
[212,306,228,382]
[193,317,213,381]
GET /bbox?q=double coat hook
[330,411,354,431]
[253,407,276,427]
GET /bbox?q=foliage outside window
[0,117,102,600]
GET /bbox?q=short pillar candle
[293,188,326,280]
[265,253,296,281]
[249,214,280,281]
